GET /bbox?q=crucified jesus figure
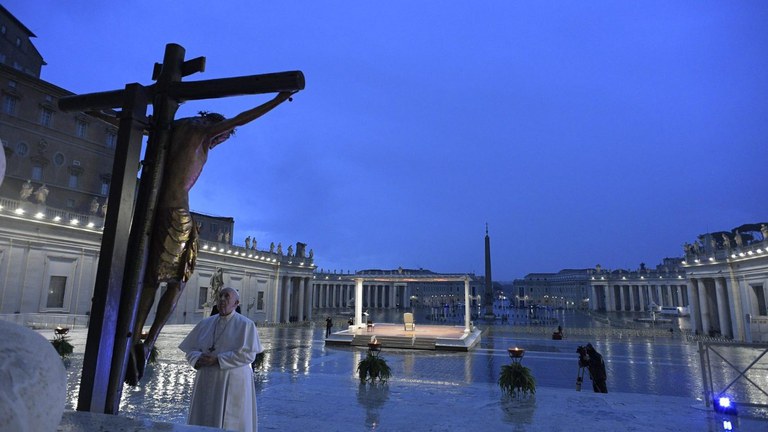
[126,91,294,385]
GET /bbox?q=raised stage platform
[324,323,482,351]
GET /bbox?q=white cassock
[179,312,263,432]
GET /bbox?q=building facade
[0,197,314,326]
[512,269,593,310]
[588,259,688,312]
[312,268,482,311]
[513,260,689,314]
[1,6,117,218]
[681,223,768,342]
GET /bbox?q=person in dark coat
[586,343,607,393]
[325,317,333,337]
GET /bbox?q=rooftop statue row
[683,223,768,256]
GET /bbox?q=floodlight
[713,396,737,416]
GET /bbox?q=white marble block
[0,320,67,432]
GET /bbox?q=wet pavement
[52,310,768,431]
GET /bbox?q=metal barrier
[698,341,768,413]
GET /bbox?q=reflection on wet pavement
[50,310,768,430]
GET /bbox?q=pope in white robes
[179,287,263,432]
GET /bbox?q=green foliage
[357,353,392,383]
[51,334,74,358]
[148,345,160,364]
[252,352,265,369]
[498,362,536,398]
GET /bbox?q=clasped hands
[194,353,219,369]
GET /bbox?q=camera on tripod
[576,345,590,391]
[576,345,590,367]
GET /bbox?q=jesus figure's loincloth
[147,208,198,283]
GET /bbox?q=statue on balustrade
[90,197,100,214]
[762,224,768,241]
[20,179,33,201]
[722,234,731,249]
[277,242,283,255]
[693,241,703,255]
[734,232,743,248]
[34,184,49,204]
[245,236,251,249]
[287,245,293,256]
[269,242,275,253]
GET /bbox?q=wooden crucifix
[58,43,304,415]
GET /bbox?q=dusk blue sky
[8,2,768,281]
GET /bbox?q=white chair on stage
[403,312,415,331]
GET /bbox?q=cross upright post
[76,82,149,414]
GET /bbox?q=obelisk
[484,223,495,319]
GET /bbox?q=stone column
[283,276,293,323]
[345,284,351,307]
[607,285,615,312]
[714,277,730,337]
[354,278,364,328]
[304,278,312,321]
[298,277,306,322]
[618,285,625,311]
[687,279,701,334]
[699,279,712,336]
[464,278,471,333]
[667,285,674,306]
[274,274,284,323]
[725,274,746,341]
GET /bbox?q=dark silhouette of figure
[553,325,563,340]
[325,317,333,337]
[126,91,294,386]
[585,343,608,393]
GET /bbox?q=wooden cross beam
[58,43,304,415]
[59,70,304,112]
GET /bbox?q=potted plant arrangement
[357,336,391,383]
[51,327,74,358]
[498,347,536,398]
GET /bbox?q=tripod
[576,365,588,391]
